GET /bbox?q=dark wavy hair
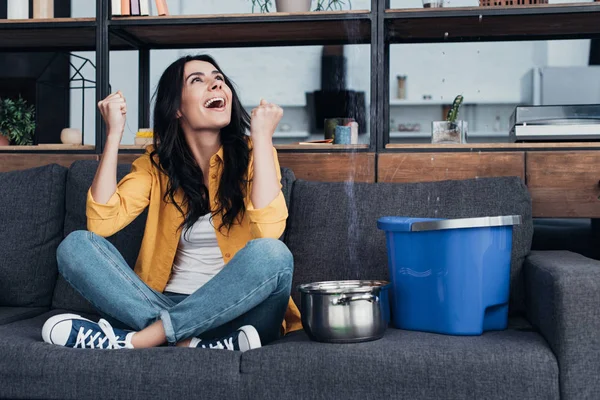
[149,54,250,235]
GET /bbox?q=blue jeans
[56,230,294,346]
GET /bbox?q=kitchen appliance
[509,104,600,142]
[297,280,390,343]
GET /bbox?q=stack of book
[6,0,54,19]
[111,0,170,17]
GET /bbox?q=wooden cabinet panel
[278,152,376,183]
[527,151,600,218]
[0,154,98,172]
[378,152,525,183]
[117,152,377,183]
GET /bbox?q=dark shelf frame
[1,1,600,155]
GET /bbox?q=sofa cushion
[285,177,533,315]
[0,307,48,325]
[240,321,558,399]
[52,159,296,313]
[0,311,244,400]
[0,164,67,307]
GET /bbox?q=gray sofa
[0,160,599,400]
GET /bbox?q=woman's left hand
[250,99,283,142]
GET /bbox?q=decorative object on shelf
[33,0,54,19]
[479,0,547,6]
[423,0,443,8]
[313,0,352,11]
[60,128,82,145]
[0,96,36,146]
[155,0,169,15]
[334,125,352,144]
[37,53,97,144]
[0,133,8,146]
[431,95,467,144]
[396,75,407,99]
[397,123,421,132]
[275,0,311,12]
[324,117,355,142]
[7,0,29,19]
[251,0,351,13]
[135,128,154,146]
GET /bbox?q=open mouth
[204,97,226,110]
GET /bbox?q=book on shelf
[140,0,151,16]
[121,0,131,15]
[298,139,333,145]
[130,0,140,16]
[156,0,169,16]
[111,0,122,16]
[7,0,29,19]
[33,0,54,19]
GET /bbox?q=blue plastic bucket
[377,215,521,336]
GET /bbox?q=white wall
[71,0,594,145]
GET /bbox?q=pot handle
[332,293,379,306]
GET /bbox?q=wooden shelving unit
[1,1,599,217]
[110,11,371,49]
[0,17,97,51]
[385,3,600,43]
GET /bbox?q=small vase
[431,121,467,144]
[0,133,9,146]
[275,0,311,12]
[60,128,82,145]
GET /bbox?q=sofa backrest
[0,164,67,308]
[51,160,149,313]
[284,177,533,316]
[51,159,297,313]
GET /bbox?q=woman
[41,54,302,351]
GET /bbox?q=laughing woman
[41,54,302,351]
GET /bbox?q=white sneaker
[189,325,262,352]
[42,313,134,349]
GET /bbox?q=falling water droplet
[479,15,483,22]
[444,32,449,39]
[431,157,435,161]
[442,78,446,83]
[436,197,440,202]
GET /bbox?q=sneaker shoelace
[199,336,235,350]
[74,319,130,349]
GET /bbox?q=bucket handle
[332,293,379,306]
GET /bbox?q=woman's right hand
[98,91,127,140]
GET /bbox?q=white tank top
[164,215,225,295]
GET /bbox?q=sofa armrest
[524,250,600,400]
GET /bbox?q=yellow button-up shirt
[85,144,302,335]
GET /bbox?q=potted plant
[250,0,351,13]
[431,94,467,144]
[0,96,35,146]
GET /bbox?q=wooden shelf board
[386,142,600,150]
[385,3,600,43]
[0,144,95,151]
[0,18,97,50]
[276,144,369,150]
[109,11,371,49]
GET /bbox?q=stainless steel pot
[297,280,390,343]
